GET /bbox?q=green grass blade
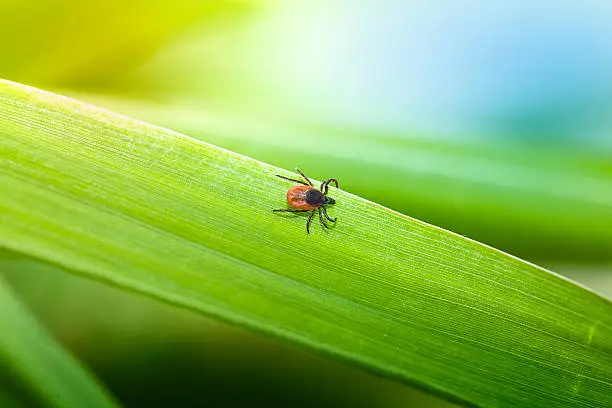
[1,79,611,407]
[0,275,120,408]
[72,94,612,264]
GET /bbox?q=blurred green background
[2,1,611,407]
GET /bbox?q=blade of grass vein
[0,275,120,408]
[1,80,612,407]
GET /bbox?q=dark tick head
[305,188,325,206]
[324,196,335,205]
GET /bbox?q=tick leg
[320,178,339,194]
[276,175,309,186]
[273,209,309,212]
[322,205,337,222]
[306,210,316,234]
[318,208,329,229]
[295,168,314,186]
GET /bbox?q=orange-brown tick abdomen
[287,185,319,210]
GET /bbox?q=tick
[273,168,338,234]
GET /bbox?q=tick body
[274,168,338,234]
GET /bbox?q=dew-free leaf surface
[1,79,611,407]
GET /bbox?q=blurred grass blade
[1,79,612,407]
[0,275,119,408]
